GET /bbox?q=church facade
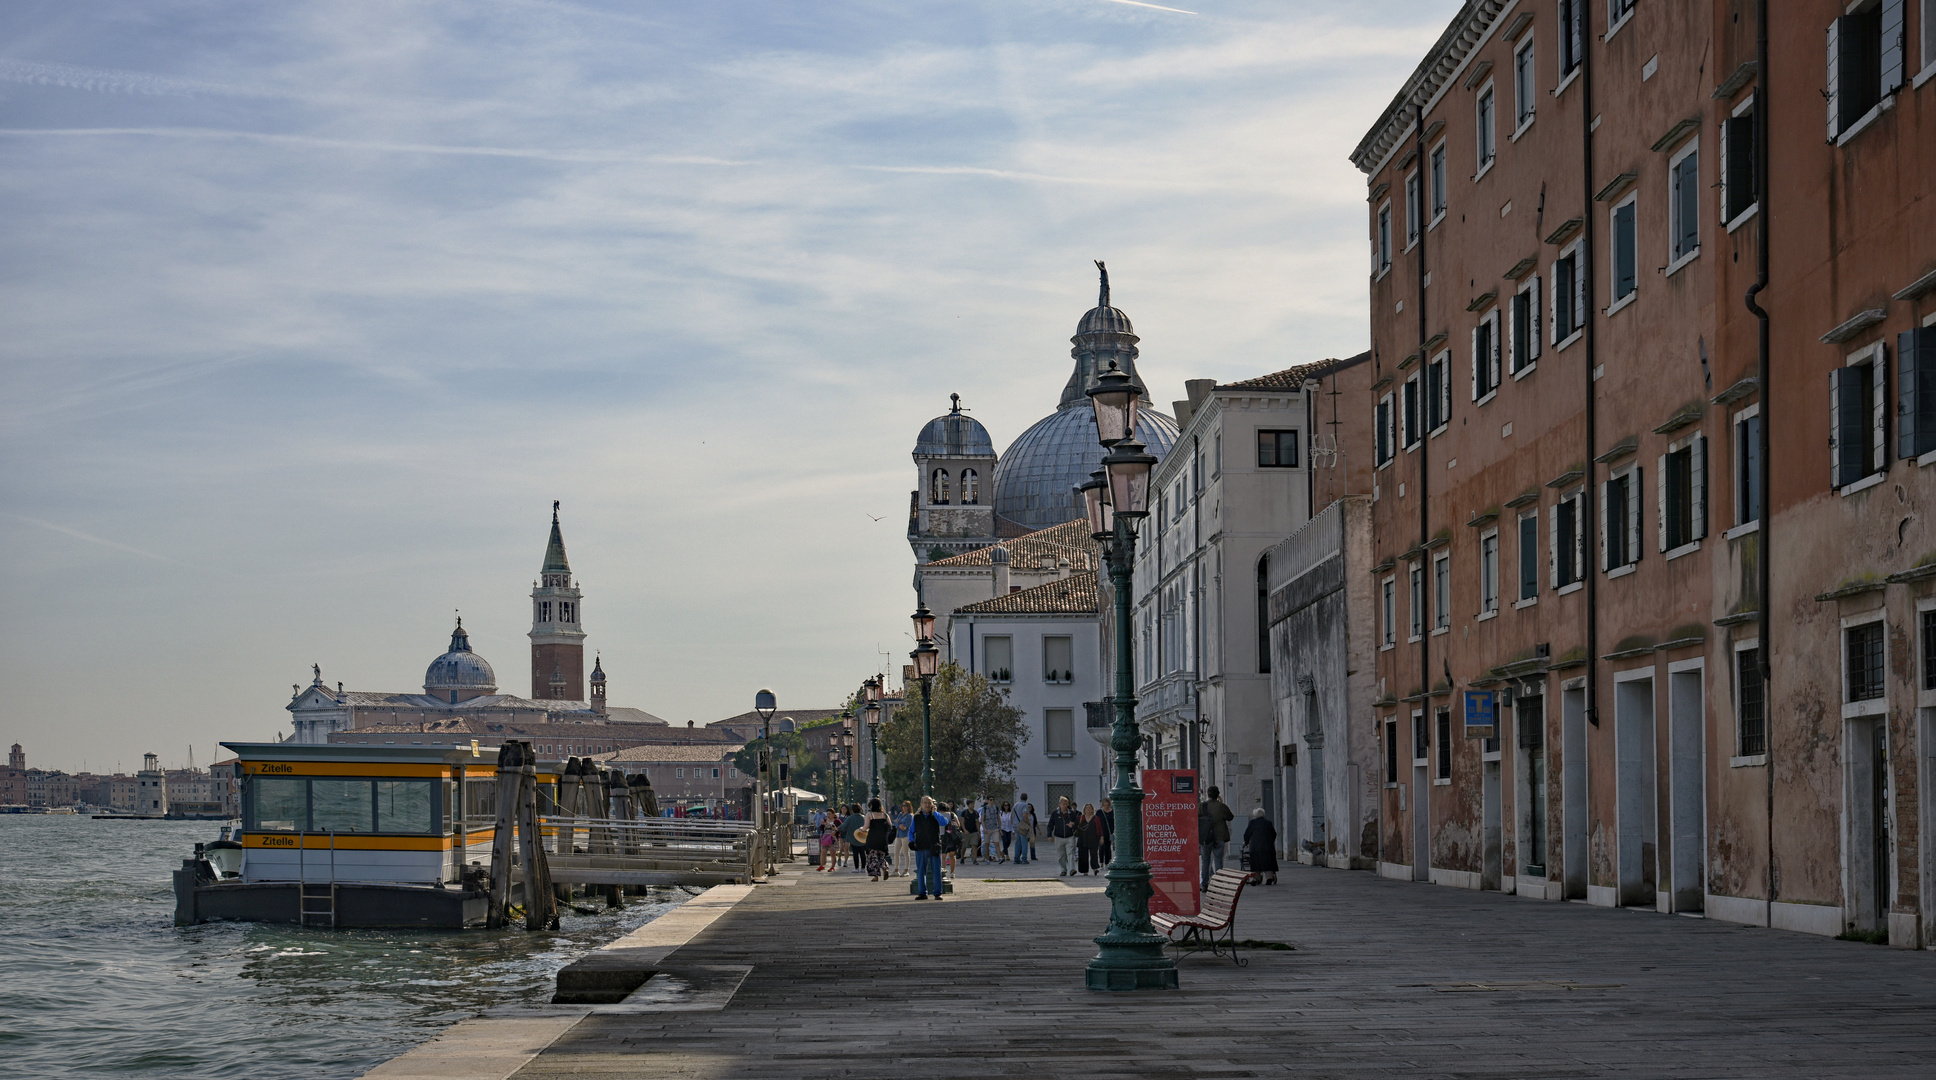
[288,505,666,744]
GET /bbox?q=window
[961,468,979,505]
[1257,430,1300,467]
[1476,83,1496,171]
[1846,622,1886,702]
[1513,35,1537,128]
[1831,343,1887,489]
[1898,326,1936,459]
[1435,706,1453,780]
[1402,376,1421,448]
[560,602,573,623]
[1659,435,1707,551]
[1045,709,1076,756]
[1405,171,1421,247]
[1473,310,1501,401]
[1518,511,1539,601]
[676,768,684,778]
[1376,201,1392,274]
[1385,718,1400,783]
[1922,610,1936,691]
[1553,244,1585,344]
[1737,646,1766,756]
[1426,352,1451,433]
[1043,636,1074,684]
[1602,465,1641,571]
[1382,577,1397,647]
[1429,142,1448,221]
[1669,140,1700,265]
[248,777,306,832]
[1721,98,1758,226]
[1511,276,1542,374]
[1553,488,1585,588]
[1609,0,1635,32]
[1257,554,1272,674]
[711,768,720,779]
[1480,531,1500,614]
[1409,562,1425,640]
[1610,194,1638,307]
[1413,711,1430,760]
[1214,432,1222,475]
[1559,0,1584,78]
[1375,393,1395,467]
[312,779,374,833]
[930,468,950,505]
[1826,1,1904,141]
[1432,552,1451,631]
[985,635,1012,683]
[1734,407,1762,525]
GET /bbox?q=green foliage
[877,663,1024,805]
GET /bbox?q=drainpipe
[1582,16,1600,733]
[1192,432,1204,776]
[1414,100,1432,864]
[1743,0,1774,911]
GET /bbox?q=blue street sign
[1463,690,1496,733]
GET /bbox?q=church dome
[1076,304,1134,337]
[425,619,497,697]
[914,395,996,459]
[991,405,1178,533]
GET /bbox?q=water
[0,816,681,1078]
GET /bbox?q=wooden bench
[1150,867,1250,966]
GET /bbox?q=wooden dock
[375,858,1936,1078]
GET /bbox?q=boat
[172,741,560,929]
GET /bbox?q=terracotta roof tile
[1217,350,1372,391]
[954,570,1100,615]
[925,518,1099,570]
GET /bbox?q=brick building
[1349,0,1935,943]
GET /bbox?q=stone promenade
[503,856,1936,1079]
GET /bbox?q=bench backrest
[1200,868,1248,921]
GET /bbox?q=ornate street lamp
[829,745,843,809]
[1082,363,1178,992]
[909,604,940,799]
[754,688,778,872]
[865,695,883,799]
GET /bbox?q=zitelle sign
[1141,769,1199,918]
[1463,689,1496,739]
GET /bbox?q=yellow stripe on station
[243,762,451,778]
[243,832,486,851]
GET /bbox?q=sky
[0,0,1454,773]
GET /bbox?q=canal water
[0,815,682,1078]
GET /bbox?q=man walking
[1199,786,1235,890]
[958,800,982,865]
[1047,796,1080,876]
[1010,793,1034,865]
[909,796,949,899]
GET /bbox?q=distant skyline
[0,0,1453,770]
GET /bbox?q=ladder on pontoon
[297,830,337,928]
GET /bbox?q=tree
[877,663,1024,805]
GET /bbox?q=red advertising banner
[1141,769,1199,918]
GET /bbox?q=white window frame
[1375,200,1393,278]
[1515,509,1540,607]
[1833,341,1889,496]
[1427,350,1453,435]
[1429,140,1449,226]
[1828,1,1899,146]
[1402,374,1422,450]
[1601,461,1643,577]
[1607,0,1636,41]
[1608,190,1639,315]
[1511,275,1542,377]
[1404,170,1422,249]
[1724,402,1762,538]
[1657,432,1708,559]
[1667,136,1701,274]
[1552,486,1586,594]
[1732,638,1767,765]
[1375,392,1396,467]
[1479,528,1501,617]
[1841,614,1889,719]
[1475,80,1497,178]
[1381,575,1397,649]
[1408,561,1425,642]
[1044,708,1076,757]
[1472,307,1502,405]
[1922,0,1936,87]
[1557,0,1585,90]
[1512,33,1538,136]
[1721,94,1760,234]
[1552,241,1586,349]
[1432,551,1451,633]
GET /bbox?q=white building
[136,752,167,816]
[954,572,1109,810]
[1131,356,1371,820]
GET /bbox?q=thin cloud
[12,516,182,565]
[0,58,281,99]
[1099,0,1198,13]
[0,126,754,165]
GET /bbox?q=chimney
[991,543,1010,596]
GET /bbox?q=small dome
[990,544,1010,564]
[1076,304,1135,337]
[425,619,497,695]
[914,394,996,459]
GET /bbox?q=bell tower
[529,501,587,700]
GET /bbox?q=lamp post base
[1084,939,1179,991]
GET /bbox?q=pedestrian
[1199,785,1235,890]
[908,796,949,899]
[982,796,1003,862]
[843,803,866,873]
[1243,807,1279,885]
[892,800,913,877]
[1076,802,1106,875]
[862,798,894,881]
[819,810,839,871]
[1098,797,1114,865]
[940,803,963,876]
[1010,793,1034,864]
[1048,796,1079,876]
[997,801,1014,863]
[958,800,983,865]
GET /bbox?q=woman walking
[1076,802,1106,875]
[1243,807,1279,885]
[997,801,1014,864]
[862,798,893,881]
[1098,798,1115,866]
[892,800,913,877]
[819,809,840,871]
[843,804,866,873]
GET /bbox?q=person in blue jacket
[908,796,951,900]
